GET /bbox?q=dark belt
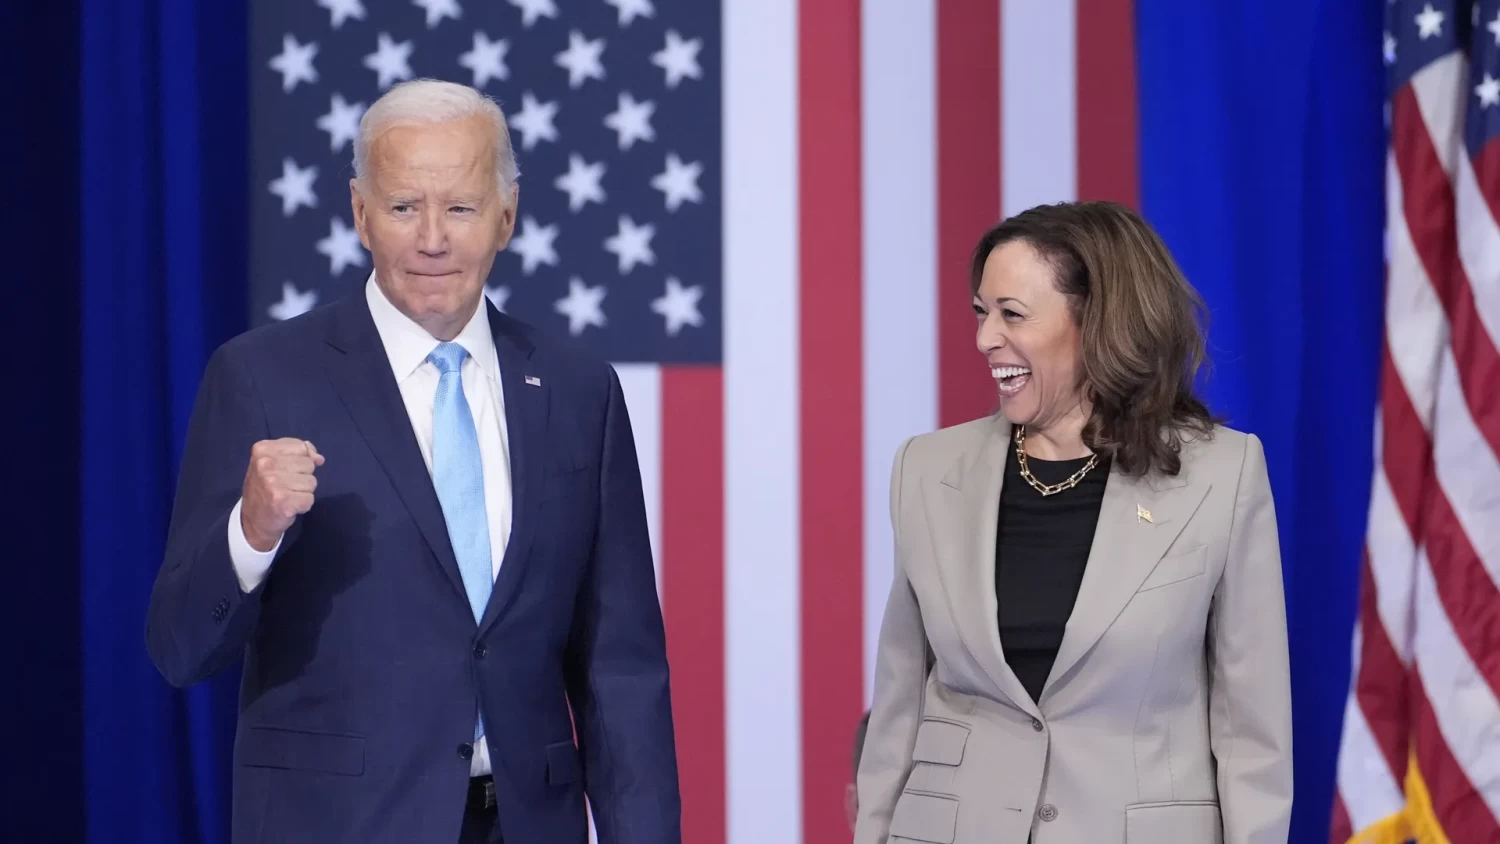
[467,775,497,811]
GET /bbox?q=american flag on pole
[1332,1,1500,842]
[248,1,1136,842]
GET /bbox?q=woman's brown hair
[969,201,1218,477]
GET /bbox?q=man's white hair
[353,78,519,193]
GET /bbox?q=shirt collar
[364,271,498,382]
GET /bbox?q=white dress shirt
[227,272,513,776]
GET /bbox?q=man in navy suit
[145,78,681,844]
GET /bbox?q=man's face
[351,115,517,339]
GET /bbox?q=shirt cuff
[228,497,280,593]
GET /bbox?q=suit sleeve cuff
[227,498,280,593]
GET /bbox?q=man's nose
[417,209,447,255]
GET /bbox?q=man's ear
[495,183,519,251]
[350,179,372,250]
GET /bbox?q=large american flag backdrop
[1332,1,1500,842]
[249,1,1136,841]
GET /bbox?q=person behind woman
[854,201,1292,844]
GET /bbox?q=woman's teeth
[992,366,1031,396]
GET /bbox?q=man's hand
[240,438,324,552]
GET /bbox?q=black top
[995,435,1110,704]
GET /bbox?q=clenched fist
[241,438,324,552]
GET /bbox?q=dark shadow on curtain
[0,2,84,837]
[80,0,249,841]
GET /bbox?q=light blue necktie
[428,342,493,742]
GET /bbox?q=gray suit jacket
[855,417,1292,844]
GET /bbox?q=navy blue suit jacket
[145,292,681,843]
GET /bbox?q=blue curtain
[1138,0,1386,841]
[73,0,247,840]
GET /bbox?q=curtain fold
[79,0,248,840]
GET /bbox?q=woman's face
[973,240,1086,432]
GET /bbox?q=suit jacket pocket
[889,790,959,843]
[541,460,594,502]
[1125,801,1222,844]
[911,718,969,765]
[239,725,365,776]
[1137,545,1207,592]
[905,718,969,793]
[546,739,581,785]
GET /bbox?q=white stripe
[1336,684,1407,831]
[1454,149,1500,354]
[1366,466,1416,664]
[1386,150,1448,425]
[1000,0,1076,215]
[1413,550,1500,820]
[723,0,801,840]
[1431,345,1500,588]
[1408,53,1467,182]
[613,364,663,599]
[860,0,937,706]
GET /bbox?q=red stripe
[1393,86,1500,455]
[1329,794,1353,843]
[1415,480,1500,700]
[661,367,724,844]
[1375,346,1433,542]
[1353,545,1411,785]
[936,0,1001,429]
[1412,672,1500,841]
[798,3,865,843]
[1075,0,1138,207]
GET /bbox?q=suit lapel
[1041,462,1210,699]
[927,418,1041,718]
[478,304,546,636]
[323,295,469,608]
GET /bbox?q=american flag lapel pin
[525,375,542,386]
[1137,503,1153,524]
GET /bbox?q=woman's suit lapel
[1041,449,1211,700]
[926,418,1041,718]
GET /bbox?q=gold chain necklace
[1013,425,1099,496]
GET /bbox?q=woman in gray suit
[855,201,1292,844]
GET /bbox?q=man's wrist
[239,508,281,553]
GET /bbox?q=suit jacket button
[457,743,473,761]
[473,644,487,659]
[1030,717,1044,732]
[1038,804,1058,822]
